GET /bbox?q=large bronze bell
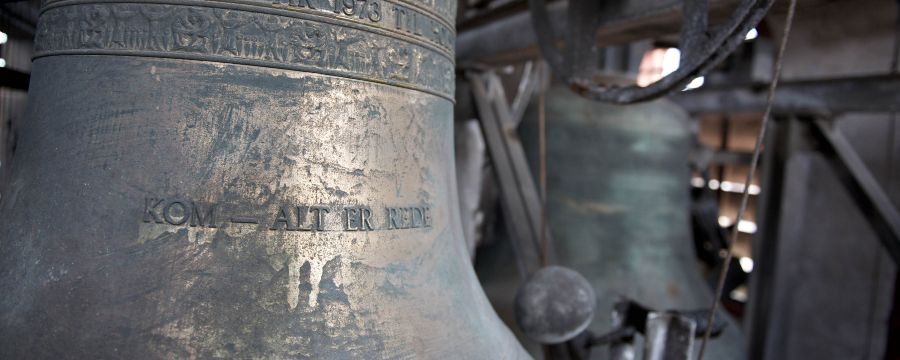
[0,1,527,358]
[513,85,745,359]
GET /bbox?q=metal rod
[811,119,900,263]
[539,70,548,267]
[468,71,551,276]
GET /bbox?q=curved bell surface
[0,1,527,358]
[516,85,745,359]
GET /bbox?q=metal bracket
[601,299,727,360]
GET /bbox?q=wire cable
[697,0,799,357]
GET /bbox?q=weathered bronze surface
[0,1,527,358]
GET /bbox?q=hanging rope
[697,0,799,357]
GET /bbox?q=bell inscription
[142,197,432,231]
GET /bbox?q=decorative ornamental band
[41,0,456,55]
[392,0,456,27]
[34,2,456,100]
